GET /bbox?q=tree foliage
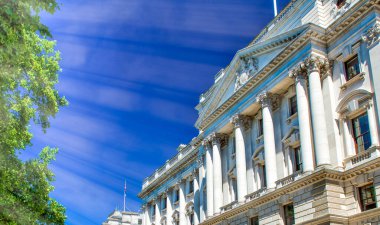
[0,0,67,224]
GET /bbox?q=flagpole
[123,180,126,212]
[273,0,278,16]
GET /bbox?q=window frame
[289,95,297,117]
[358,183,377,212]
[283,203,295,225]
[293,147,302,173]
[344,54,361,81]
[351,112,372,154]
[249,216,259,225]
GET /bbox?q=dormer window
[344,55,360,81]
[336,0,346,8]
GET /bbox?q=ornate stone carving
[196,155,204,167]
[256,92,280,110]
[289,55,331,80]
[208,132,228,146]
[235,56,259,91]
[331,0,351,18]
[201,138,211,149]
[230,114,252,130]
[362,22,380,48]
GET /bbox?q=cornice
[197,0,380,131]
[138,137,203,199]
[197,25,325,131]
[325,0,380,43]
[199,157,380,225]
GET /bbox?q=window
[294,147,302,172]
[258,118,263,136]
[283,203,295,225]
[359,183,377,211]
[162,197,167,210]
[189,213,194,225]
[336,0,346,8]
[189,179,194,194]
[174,189,180,203]
[250,216,259,225]
[352,113,372,153]
[152,205,156,216]
[289,96,297,116]
[344,55,360,81]
[262,165,267,188]
[231,177,238,201]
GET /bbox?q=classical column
[257,92,277,190]
[203,140,214,217]
[230,114,250,202]
[341,118,355,157]
[179,181,186,225]
[210,133,224,214]
[289,71,314,173]
[306,56,331,166]
[367,103,380,146]
[143,204,150,225]
[155,198,161,225]
[165,190,172,225]
[192,171,200,225]
[197,156,205,222]
[362,22,380,129]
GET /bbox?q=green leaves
[0,0,67,224]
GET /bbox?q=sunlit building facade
[139,0,380,224]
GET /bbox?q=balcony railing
[275,170,302,189]
[344,146,380,170]
[142,136,203,189]
[220,200,238,213]
[245,188,267,201]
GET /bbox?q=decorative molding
[331,0,352,18]
[234,57,259,91]
[208,132,228,146]
[256,92,280,110]
[199,157,380,225]
[230,114,252,130]
[362,22,380,48]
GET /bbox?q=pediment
[195,27,305,129]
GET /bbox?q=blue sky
[24,0,289,224]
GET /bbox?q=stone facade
[138,0,380,225]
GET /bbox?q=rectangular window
[152,205,156,216]
[359,183,377,211]
[283,203,295,225]
[189,180,194,194]
[250,216,259,225]
[174,189,180,203]
[262,165,267,188]
[344,55,360,81]
[162,197,167,210]
[352,113,372,153]
[189,213,194,225]
[258,119,263,136]
[289,95,297,116]
[294,147,302,172]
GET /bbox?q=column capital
[362,22,380,48]
[256,92,280,110]
[196,155,204,167]
[290,55,331,79]
[208,132,228,146]
[201,138,211,149]
[230,114,252,130]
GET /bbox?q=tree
[0,0,67,224]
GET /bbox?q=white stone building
[138,0,380,224]
[102,210,142,225]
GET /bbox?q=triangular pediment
[195,26,306,129]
